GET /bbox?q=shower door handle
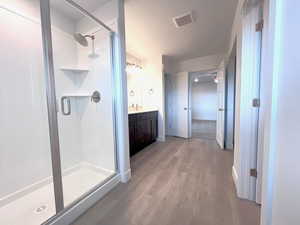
[61,97,71,116]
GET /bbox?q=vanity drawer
[136,111,158,120]
[136,112,150,120]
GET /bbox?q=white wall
[126,52,165,141]
[165,53,224,74]
[191,81,217,121]
[126,53,145,107]
[260,0,300,224]
[143,56,165,141]
[127,72,150,108]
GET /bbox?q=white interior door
[216,69,225,148]
[172,72,189,138]
[236,3,262,201]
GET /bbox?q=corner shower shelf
[60,67,89,73]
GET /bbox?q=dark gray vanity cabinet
[128,111,158,156]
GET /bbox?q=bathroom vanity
[128,110,158,156]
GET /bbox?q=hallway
[192,120,217,140]
[72,138,260,225]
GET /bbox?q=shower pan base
[0,164,114,225]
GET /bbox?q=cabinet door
[136,118,152,150]
[129,122,136,156]
[128,114,137,156]
[151,117,158,141]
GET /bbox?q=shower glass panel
[49,0,117,207]
[0,1,56,225]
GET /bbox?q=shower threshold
[0,164,114,225]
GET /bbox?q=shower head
[73,33,99,58]
[73,33,89,47]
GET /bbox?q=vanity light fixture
[194,77,199,83]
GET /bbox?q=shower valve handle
[91,91,101,103]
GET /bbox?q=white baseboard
[157,136,166,142]
[232,166,239,192]
[121,169,131,183]
[192,118,217,122]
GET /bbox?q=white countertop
[128,108,158,115]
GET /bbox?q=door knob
[184,107,188,110]
[218,108,225,111]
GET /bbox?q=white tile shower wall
[52,25,82,172]
[0,3,81,200]
[75,26,117,172]
[0,7,52,199]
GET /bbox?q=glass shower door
[49,0,117,208]
[0,1,57,225]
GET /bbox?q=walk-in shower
[0,0,119,224]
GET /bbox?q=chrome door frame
[40,0,64,213]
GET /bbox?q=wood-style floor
[192,119,217,140]
[72,137,260,225]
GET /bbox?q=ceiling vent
[173,12,194,28]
